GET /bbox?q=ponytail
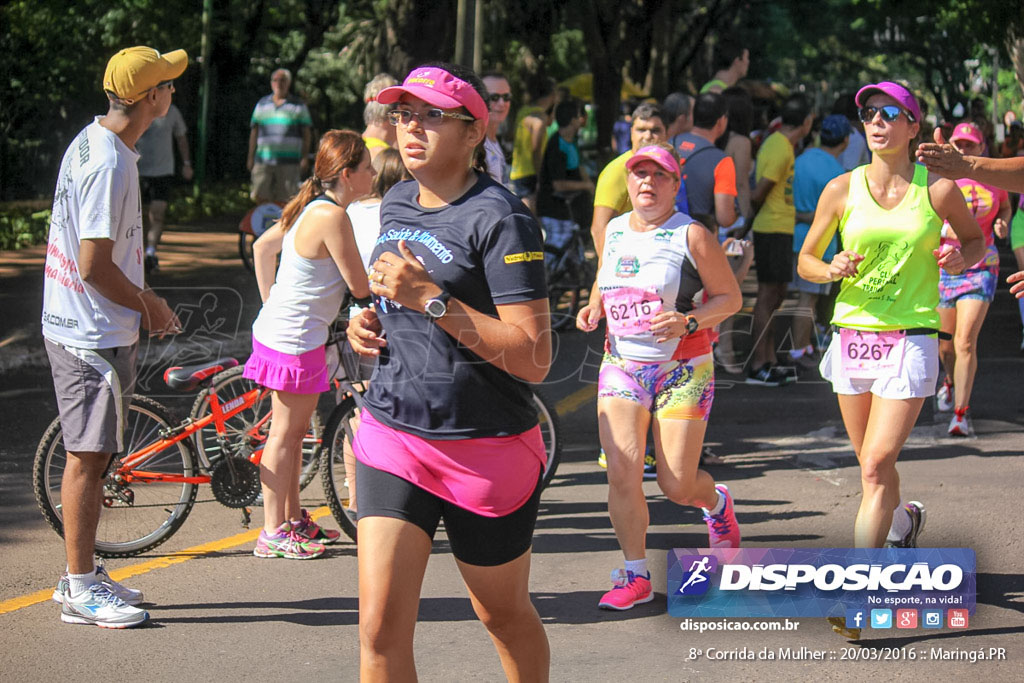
[278,176,321,233]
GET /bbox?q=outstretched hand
[1008,271,1024,299]
[915,127,972,180]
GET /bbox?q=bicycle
[33,357,322,558]
[317,339,563,543]
[543,192,596,331]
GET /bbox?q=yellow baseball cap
[103,46,188,104]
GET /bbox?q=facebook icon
[846,609,866,629]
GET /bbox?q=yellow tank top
[510,105,545,180]
[832,164,942,331]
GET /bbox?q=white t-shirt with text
[42,118,144,349]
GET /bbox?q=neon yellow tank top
[510,105,544,180]
[831,164,942,331]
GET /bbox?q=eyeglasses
[858,105,914,124]
[488,93,512,103]
[387,108,475,126]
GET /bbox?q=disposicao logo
[667,548,976,619]
[676,555,717,596]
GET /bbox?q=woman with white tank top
[243,129,374,559]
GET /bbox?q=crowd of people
[36,36,1024,677]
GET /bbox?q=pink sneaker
[253,521,325,559]
[597,569,653,610]
[703,484,740,548]
[294,508,341,545]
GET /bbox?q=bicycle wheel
[239,232,255,271]
[546,245,594,332]
[188,365,323,490]
[33,395,199,558]
[531,388,562,489]
[319,395,359,542]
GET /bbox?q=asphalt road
[1,224,1022,681]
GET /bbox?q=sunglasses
[488,93,512,103]
[858,105,914,124]
[387,108,475,126]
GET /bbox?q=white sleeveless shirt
[251,199,347,355]
[598,211,703,362]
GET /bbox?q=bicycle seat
[163,358,239,392]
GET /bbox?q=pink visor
[950,122,983,145]
[376,66,489,124]
[855,81,921,123]
[625,145,680,177]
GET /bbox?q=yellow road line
[555,384,596,416]
[0,506,333,616]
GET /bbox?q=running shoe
[293,508,341,545]
[61,584,149,629]
[884,501,926,548]
[948,409,970,437]
[597,449,656,478]
[827,616,861,641]
[703,484,740,548]
[597,568,653,610]
[52,560,144,606]
[253,521,325,559]
[935,379,954,412]
[745,363,792,387]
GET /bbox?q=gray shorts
[250,163,301,203]
[44,338,138,453]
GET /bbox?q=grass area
[0,181,253,250]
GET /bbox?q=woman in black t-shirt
[347,62,552,680]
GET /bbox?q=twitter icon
[871,609,892,629]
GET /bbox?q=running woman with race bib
[577,143,742,611]
[797,81,984,639]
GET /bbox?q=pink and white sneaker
[597,569,653,610]
[293,508,341,545]
[703,484,740,548]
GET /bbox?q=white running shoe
[61,584,149,629]
[935,381,954,412]
[948,411,970,437]
[52,561,144,606]
[884,501,926,548]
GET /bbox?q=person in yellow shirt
[510,75,557,212]
[745,94,812,385]
[699,40,749,95]
[591,103,667,258]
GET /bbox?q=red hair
[279,129,366,232]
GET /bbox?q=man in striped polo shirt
[246,68,312,203]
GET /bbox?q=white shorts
[819,332,939,399]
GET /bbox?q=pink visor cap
[855,81,921,123]
[626,145,681,177]
[950,122,983,145]
[376,66,489,125]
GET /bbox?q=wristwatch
[423,291,451,321]
[684,314,699,336]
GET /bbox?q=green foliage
[0,208,51,251]
[165,182,253,224]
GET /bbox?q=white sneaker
[884,501,926,548]
[61,584,149,629]
[935,381,954,412]
[948,411,970,437]
[52,561,144,606]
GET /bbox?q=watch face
[425,298,447,318]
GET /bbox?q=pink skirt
[243,339,329,394]
[353,410,545,517]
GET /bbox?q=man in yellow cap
[41,46,186,629]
